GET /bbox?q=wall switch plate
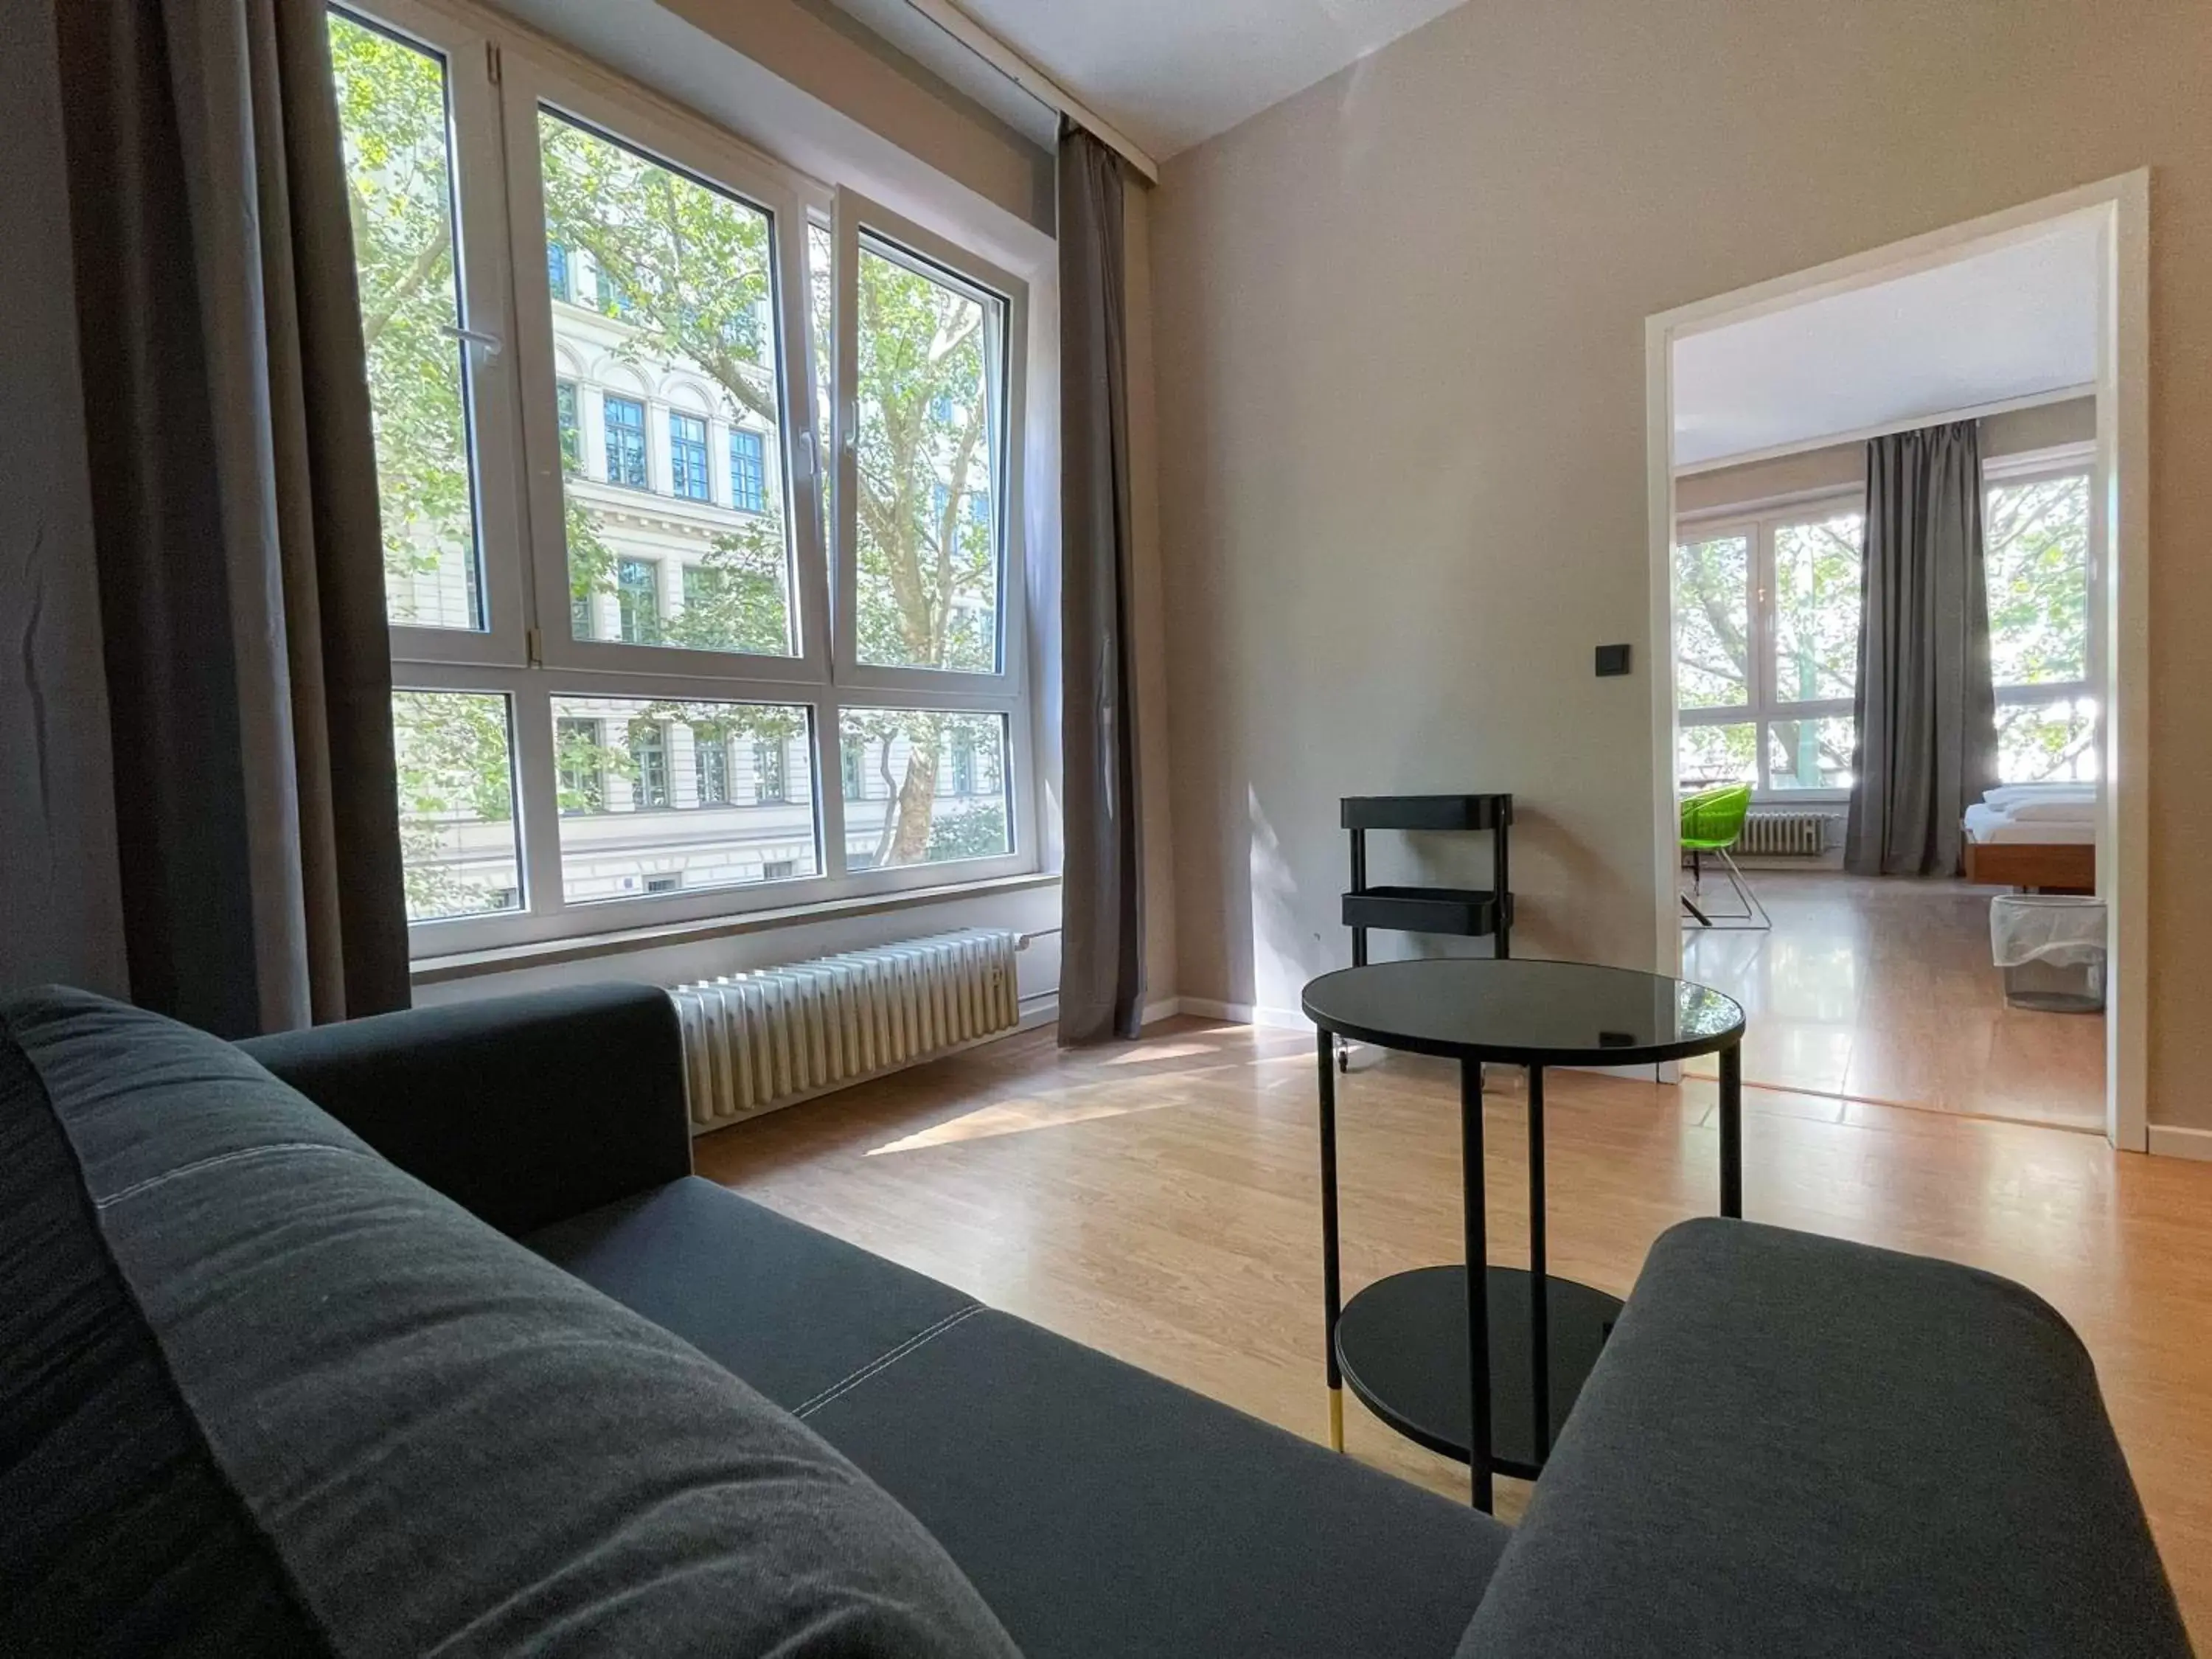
[1595,643,1632,677]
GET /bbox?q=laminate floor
[696,1018,2211,1644]
[1680,870,2105,1129]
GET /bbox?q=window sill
[409,870,1061,986]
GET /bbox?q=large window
[1674,452,2101,796]
[1674,501,1863,794]
[332,0,1035,952]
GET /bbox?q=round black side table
[1301,957,1746,1512]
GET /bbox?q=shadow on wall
[1242,787,1314,1019]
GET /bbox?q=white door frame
[1644,171,2151,1152]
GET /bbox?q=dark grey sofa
[4,983,2191,1657]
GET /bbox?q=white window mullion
[814,697,850,880]
[507,679,568,919]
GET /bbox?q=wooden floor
[697,1018,2212,1644]
[1680,870,2106,1129]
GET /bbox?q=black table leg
[1461,1059,1494,1512]
[1719,1038,1743,1219]
[1318,1028,1344,1450]
[1528,1065,1550,1462]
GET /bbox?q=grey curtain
[1845,422,1998,877]
[1057,125,1146,1043]
[52,0,409,1036]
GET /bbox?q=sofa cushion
[1455,1217,2190,1658]
[1,988,1021,1658]
[803,1306,1510,1659]
[526,1177,977,1412]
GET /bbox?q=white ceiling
[829,0,1471,159]
[1672,220,2101,470]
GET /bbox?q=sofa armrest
[240,984,691,1236]
[1455,1219,2188,1659]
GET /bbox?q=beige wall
[1151,0,2212,1128]
[1675,396,2098,516]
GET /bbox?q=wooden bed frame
[1963,837,2096,894]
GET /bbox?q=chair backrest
[1680,783,1751,849]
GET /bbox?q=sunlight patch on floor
[866,1088,1189,1155]
[1096,1041,1221,1065]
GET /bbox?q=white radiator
[1736,810,1831,856]
[670,928,1020,1133]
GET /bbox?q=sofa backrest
[240,982,692,1235]
[1,987,1022,1658]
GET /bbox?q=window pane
[538,110,796,658]
[1986,473,2090,686]
[329,13,484,631]
[838,709,1009,868]
[1677,722,1756,788]
[1772,512,1863,705]
[617,557,661,644]
[669,411,710,500]
[853,240,1004,672]
[1766,716,1855,792]
[551,696,818,901]
[1673,532,1750,709]
[392,691,520,920]
[1997,696,2099,785]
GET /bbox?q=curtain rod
[899,0,1161,184]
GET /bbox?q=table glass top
[1301,958,1743,1060]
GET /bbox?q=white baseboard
[2146,1123,2212,1161]
[1175,996,1312,1031]
[1139,996,1183,1027]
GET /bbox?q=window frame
[354,0,1042,956]
[1674,488,1865,801]
[340,0,530,668]
[829,189,1028,702]
[504,63,831,689]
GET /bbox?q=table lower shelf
[1335,1265,1623,1479]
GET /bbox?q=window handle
[443,324,504,357]
[793,429,815,481]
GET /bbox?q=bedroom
[1666,212,2110,1132]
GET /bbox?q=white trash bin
[1989,894,2107,1014]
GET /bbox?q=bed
[1961,790,2097,893]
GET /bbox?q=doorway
[1643,175,2149,1147]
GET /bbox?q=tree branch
[360,215,451,349]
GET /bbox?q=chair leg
[1713,848,1771,931]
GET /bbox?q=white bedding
[2002,798,2098,824]
[1964,802,2096,845]
[1983,783,2096,810]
